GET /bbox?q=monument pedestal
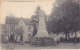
[34,30,49,37]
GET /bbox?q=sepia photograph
[0,0,80,50]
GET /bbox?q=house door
[19,27,23,41]
[9,34,15,42]
[20,34,23,41]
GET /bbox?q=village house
[2,16,34,42]
[15,17,34,42]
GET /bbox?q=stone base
[30,37,55,46]
[34,31,50,37]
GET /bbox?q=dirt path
[1,43,80,50]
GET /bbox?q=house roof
[5,16,32,25]
[19,17,32,25]
[5,17,19,25]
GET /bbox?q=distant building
[0,24,9,43]
[4,17,34,42]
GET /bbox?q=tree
[60,0,80,42]
[48,0,80,43]
[31,6,40,37]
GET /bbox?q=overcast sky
[0,0,55,24]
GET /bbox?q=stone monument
[31,9,54,45]
[34,9,49,37]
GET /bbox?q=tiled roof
[5,17,19,25]
[5,16,32,25]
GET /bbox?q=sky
[0,0,55,24]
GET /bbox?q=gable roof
[22,18,32,25]
[5,16,32,25]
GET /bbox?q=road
[1,43,80,50]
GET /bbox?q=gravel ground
[1,43,80,50]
